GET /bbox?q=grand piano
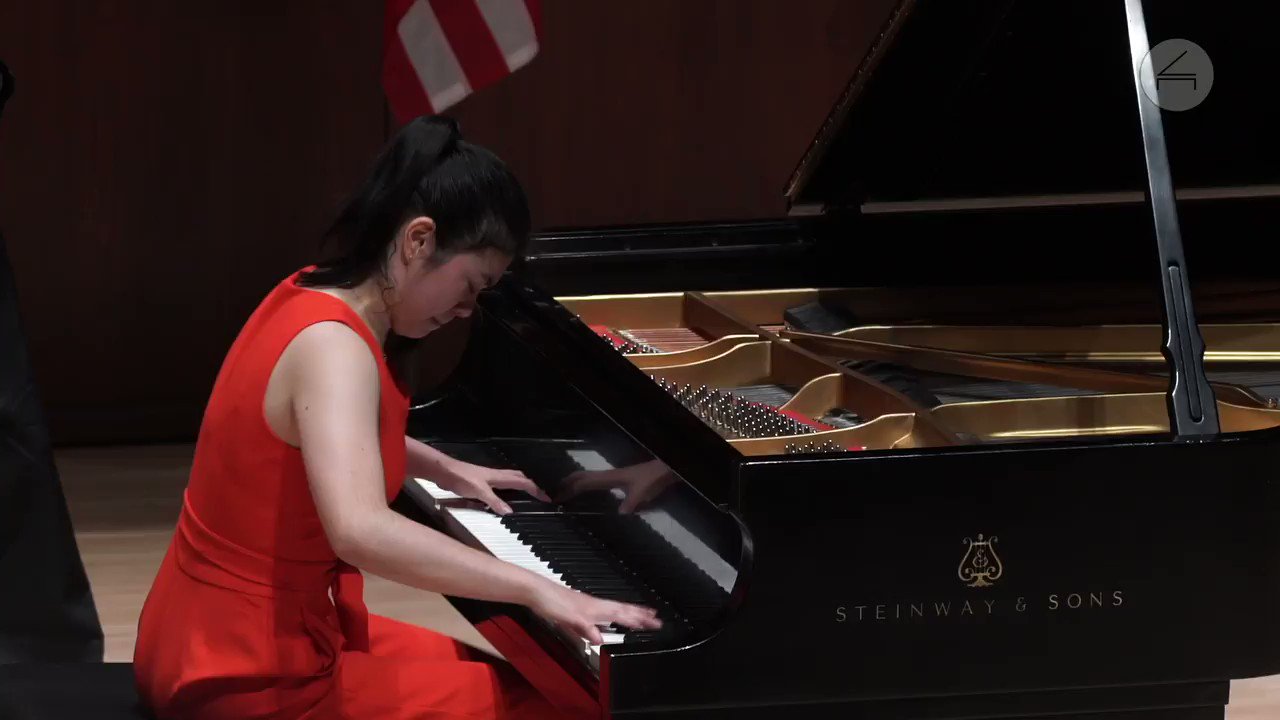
[396,1,1280,718]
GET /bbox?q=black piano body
[398,2,1280,718]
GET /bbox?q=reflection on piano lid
[400,1,1280,718]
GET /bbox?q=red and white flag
[382,0,541,125]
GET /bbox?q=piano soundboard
[559,287,1280,448]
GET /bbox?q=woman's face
[388,217,512,338]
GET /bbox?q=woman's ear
[402,216,438,264]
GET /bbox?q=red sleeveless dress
[133,268,560,719]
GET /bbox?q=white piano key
[585,632,626,672]
[413,477,462,503]
[448,508,569,587]
[567,449,612,472]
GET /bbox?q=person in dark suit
[0,57,105,664]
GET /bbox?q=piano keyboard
[414,477,659,671]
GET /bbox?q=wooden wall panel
[0,1,889,445]
[0,1,387,444]
[447,0,890,227]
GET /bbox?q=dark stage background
[0,1,889,445]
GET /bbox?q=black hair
[300,115,530,287]
[299,115,531,387]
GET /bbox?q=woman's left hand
[435,459,550,515]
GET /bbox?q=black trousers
[0,228,104,662]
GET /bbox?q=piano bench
[0,663,150,719]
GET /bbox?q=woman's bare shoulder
[264,321,378,446]
[283,322,380,396]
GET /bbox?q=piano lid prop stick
[1123,0,1220,437]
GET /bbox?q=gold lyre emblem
[958,534,1003,588]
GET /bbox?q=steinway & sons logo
[958,534,1002,588]
[834,532,1126,624]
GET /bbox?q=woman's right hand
[528,581,663,646]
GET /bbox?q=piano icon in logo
[958,534,1004,588]
[1138,37,1214,111]
[1156,50,1197,91]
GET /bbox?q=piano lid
[785,0,1280,215]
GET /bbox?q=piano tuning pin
[783,439,845,454]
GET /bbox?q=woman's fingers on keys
[608,603,662,630]
[576,620,604,646]
[489,470,551,501]
[495,475,547,499]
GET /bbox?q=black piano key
[593,591,650,603]
[546,560,614,571]
[538,545,612,555]
[558,572,632,588]
[563,575,631,586]
[555,566,633,581]
[501,496,559,512]
[541,551,615,565]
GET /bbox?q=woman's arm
[285,322,659,643]
[405,435,458,480]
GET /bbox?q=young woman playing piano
[132,116,661,719]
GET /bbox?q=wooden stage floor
[56,443,1280,718]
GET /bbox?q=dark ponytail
[299,115,531,386]
[300,115,530,289]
